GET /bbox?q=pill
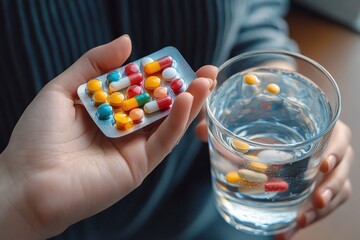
[109,72,143,92]
[162,67,178,81]
[144,56,173,75]
[141,57,153,67]
[122,93,151,111]
[93,90,108,105]
[109,92,125,107]
[144,96,172,114]
[266,83,280,94]
[96,103,113,120]
[126,85,143,99]
[257,150,293,163]
[145,76,161,90]
[170,78,185,95]
[114,113,133,130]
[248,161,268,173]
[231,139,250,153]
[153,86,168,98]
[239,181,288,194]
[243,74,260,85]
[107,71,121,83]
[87,79,102,94]
[238,169,268,183]
[243,154,259,160]
[125,63,140,76]
[129,108,144,124]
[225,172,243,185]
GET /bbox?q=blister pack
[77,46,196,138]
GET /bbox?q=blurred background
[287,1,360,239]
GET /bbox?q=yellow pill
[93,90,108,105]
[87,79,102,94]
[225,172,243,184]
[266,83,280,94]
[145,76,161,90]
[232,139,250,153]
[243,154,259,160]
[109,92,125,107]
[114,113,133,130]
[248,161,268,173]
[243,74,260,85]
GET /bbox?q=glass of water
[206,50,341,236]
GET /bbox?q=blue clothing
[0,0,297,239]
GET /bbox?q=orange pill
[93,90,108,105]
[87,79,102,94]
[232,139,250,153]
[109,92,125,107]
[267,83,280,94]
[243,74,260,85]
[153,86,168,98]
[129,108,144,124]
[114,113,133,130]
[225,172,243,185]
[145,76,161,90]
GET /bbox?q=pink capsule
[170,78,185,95]
[144,56,173,75]
[125,63,140,76]
[144,96,172,114]
[109,72,143,92]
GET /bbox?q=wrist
[0,151,43,239]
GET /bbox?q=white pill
[257,150,293,163]
[238,169,268,183]
[162,67,178,81]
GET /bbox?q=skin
[0,35,353,239]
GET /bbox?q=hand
[0,35,218,239]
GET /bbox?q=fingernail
[326,155,337,172]
[207,78,213,88]
[121,34,131,39]
[304,211,317,226]
[321,189,333,206]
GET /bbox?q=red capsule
[144,56,173,75]
[143,96,172,113]
[126,85,143,99]
[170,78,185,95]
[264,181,289,192]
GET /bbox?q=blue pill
[107,71,120,83]
[97,103,113,120]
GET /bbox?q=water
[207,68,332,235]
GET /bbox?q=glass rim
[206,49,341,149]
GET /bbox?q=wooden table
[287,6,360,240]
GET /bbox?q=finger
[297,179,351,228]
[146,92,194,171]
[320,120,352,173]
[52,34,132,98]
[194,66,218,141]
[313,145,353,208]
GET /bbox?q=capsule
[125,63,140,76]
[267,83,280,94]
[96,103,113,120]
[162,67,178,81]
[239,181,288,194]
[170,78,185,95]
[144,96,172,114]
[87,79,102,94]
[122,93,151,111]
[126,85,143,99]
[114,113,133,130]
[144,56,173,75]
[129,108,144,124]
[238,169,268,183]
[109,72,143,92]
[145,76,161,90]
[141,57,153,67]
[107,71,121,83]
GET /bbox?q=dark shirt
[0,0,297,239]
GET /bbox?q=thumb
[52,34,132,98]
